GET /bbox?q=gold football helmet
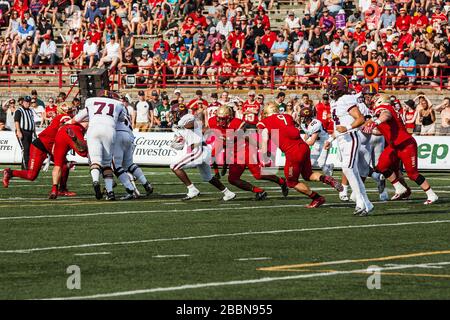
[216,105,233,128]
[371,93,390,109]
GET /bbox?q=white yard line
[1,219,449,254]
[153,254,190,258]
[235,257,272,261]
[74,252,111,256]
[41,262,450,300]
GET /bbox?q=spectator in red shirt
[188,7,208,28]
[44,97,57,126]
[228,27,246,63]
[352,24,366,45]
[431,7,448,30]
[388,41,403,61]
[167,45,181,78]
[187,89,209,112]
[398,26,413,50]
[349,75,363,93]
[180,16,196,36]
[315,93,333,134]
[220,51,239,86]
[412,8,429,32]
[254,6,270,29]
[261,27,277,51]
[63,35,84,68]
[153,33,170,52]
[105,9,124,32]
[395,7,411,32]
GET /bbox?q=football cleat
[105,191,116,201]
[48,185,58,200]
[391,188,411,201]
[58,189,77,197]
[182,189,200,201]
[222,190,236,201]
[353,207,365,216]
[376,176,386,195]
[323,175,343,192]
[306,196,326,208]
[281,180,289,197]
[255,191,268,201]
[144,182,153,196]
[2,168,12,188]
[120,191,137,201]
[379,190,389,201]
[93,182,103,200]
[424,194,438,205]
[339,192,349,201]
[358,203,375,217]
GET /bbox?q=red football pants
[12,145,47,181]
[53,126,87,167]
[284,143,313,188]
[376,138,420,181]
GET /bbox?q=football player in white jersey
[169,104,236,201]
[70,90,126,200]
[325,75,374,216]
[113,97,153,200]
[298,106,333,176]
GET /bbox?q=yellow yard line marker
[259,250,450,271]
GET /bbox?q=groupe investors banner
[0,131,449,170]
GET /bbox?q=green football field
[0,166,449,300]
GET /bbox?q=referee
[14,96,35,169]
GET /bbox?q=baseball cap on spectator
[351,75,358,81]
[304,10,310,15]
[297,31,304,37]
[323,8,329,13]
[248,90,256,96]
[198,39,205,45]
[385,4,392,10]
[334,34,340,39]
[288,11,294,16]
[43,34,51,40]
[258,6,265,11]
[138,90,145,96]
[246,50,253,55]
[236,7,243,12]
[308,47,314,52]
[151,90,159,97]
[239,16,247,21]
[180,46,186,51]
[325,45,331,50]
[264,25,270,30]
[142,50,149,56]
[174,89,181,94]
[209,27,216,34]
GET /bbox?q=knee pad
[114,167,125,178]
[413,174,425,185]
[128,163,139,174]
[103,166,113,179]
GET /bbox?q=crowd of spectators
[1,0,450,89]
[1,88,448,136]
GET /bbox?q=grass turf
[0,166,449,300]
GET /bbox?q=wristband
[374,119,381,126]
[346,125,353,131]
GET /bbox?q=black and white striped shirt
[14,106,35,132]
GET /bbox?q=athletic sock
[104,178,114,193]
[309,191,321,200]
[118,173,135,191]
[426,188,436,198]
[221,187,230,194]
[91,168,101,183]
[252,186,264,193]
[393,181,407,194]
[342,184,349,194]
[132,167,148,185]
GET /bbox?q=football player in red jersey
[208,105,288,200]
[241,90,261,128]
[365,94,438,204]
[257,103,343,208]
[48,123,88,199]
[2,104,77,196]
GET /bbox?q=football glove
[170,134,185,150]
